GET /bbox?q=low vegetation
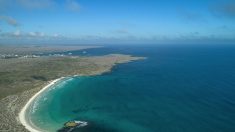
[0,54,144,99]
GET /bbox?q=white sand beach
[18,77,64,132]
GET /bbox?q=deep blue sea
[29,44,235,132]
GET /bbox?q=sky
[0,0,235,44]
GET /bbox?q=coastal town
[0,53,72,59]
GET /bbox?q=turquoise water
[29,44,235,132]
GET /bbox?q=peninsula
[0,45,145,132]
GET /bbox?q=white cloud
[0,0,81,12]
[53,33,59,37]
[17,0,55,9]
[211,2,235,18]
[112,29,130,34]
[0,0,55,11]
[0,15,19,27]
[29,32,45,37]
[0,30,65,40]
[66,0,80,12]
[0,0,10,11]
[13,30,21,36]
[29,32,36,36]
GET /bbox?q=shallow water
[29,44,235,132]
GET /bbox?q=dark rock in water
[57,120,88,132]
[57,127,74,132]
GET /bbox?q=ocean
[28,44,235,132]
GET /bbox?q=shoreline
[9,54,146,132]
[18,77,65,132]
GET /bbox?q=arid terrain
[0,46,145,132]
[0,45,100,55]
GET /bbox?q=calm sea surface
[29,44,235,132]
